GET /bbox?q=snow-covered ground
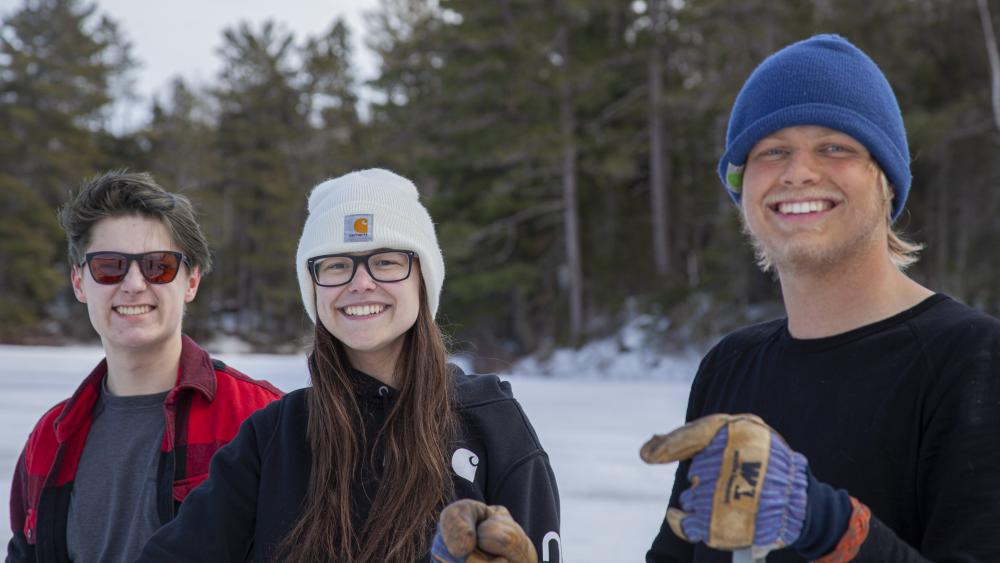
[0,344,696,562]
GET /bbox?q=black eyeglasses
[82,251,190,285]
[308,250,417,287]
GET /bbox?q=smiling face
[740,125,890,275]
[71,215,201,357]
[315,252,421,372]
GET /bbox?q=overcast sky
[0,0,381,128]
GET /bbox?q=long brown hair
[275,282,457,562]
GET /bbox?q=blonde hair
[746,163,922,273]
[880,169,923,270]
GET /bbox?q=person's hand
[640,413,809,556]
[431,499,537,563]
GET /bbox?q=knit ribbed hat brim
[717,34,911,221]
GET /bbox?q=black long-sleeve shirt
[648,294,1000,562]
[137,367,561,563]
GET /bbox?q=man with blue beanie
[643,35,1000,562]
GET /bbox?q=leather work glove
[431,499,538,563]
[640,414,809,559]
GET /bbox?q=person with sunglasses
[6,171,282,563]
[136,168,561,562]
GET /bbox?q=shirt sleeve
[903,339,1000,561]
[490,451,562,563]
[645,351,710,563]
[6,448,34,563]
[818,505,930,562]
[136,404,275,563]
[842,330,1000,562]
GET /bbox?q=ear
[183,265,202,303]
[71,265,87,303]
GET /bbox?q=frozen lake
[0,344,692,562]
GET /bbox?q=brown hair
[275,282,457,562]
[745,163,922,273]
[58,170,212,274]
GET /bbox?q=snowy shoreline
[0,344,693,562]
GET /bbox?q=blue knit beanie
[718,34,911,221]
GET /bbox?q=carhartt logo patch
[451,448,479,483]
[344,214,373,242]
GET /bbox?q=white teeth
[344,304,386,317]
[115,305,151,316]
[778,200,831,215]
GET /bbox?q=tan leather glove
[431,499,538,563]
[640,413,808,554]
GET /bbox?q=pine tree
[140,78,223,337]
[301,18,365,174]
[0,0,133,337]
[211,21,310,343]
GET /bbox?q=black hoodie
[136,367,562,563]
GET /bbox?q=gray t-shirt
[66,380,169,563]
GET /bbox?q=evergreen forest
[2,0,999,368]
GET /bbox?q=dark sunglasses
[82,251,190,285]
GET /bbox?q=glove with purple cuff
[430,499,537,563]
[641,413,855,560]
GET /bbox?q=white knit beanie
[296,169,445,323]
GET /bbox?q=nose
[779,150,822,188]
[347,263,377,292]
[119,260,148,292]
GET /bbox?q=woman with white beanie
[137,169,561,563]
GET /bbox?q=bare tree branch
[977,0,1000,133]
[468,200,564,246]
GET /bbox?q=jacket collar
[53,334,216,442]
[171,334,217,402]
